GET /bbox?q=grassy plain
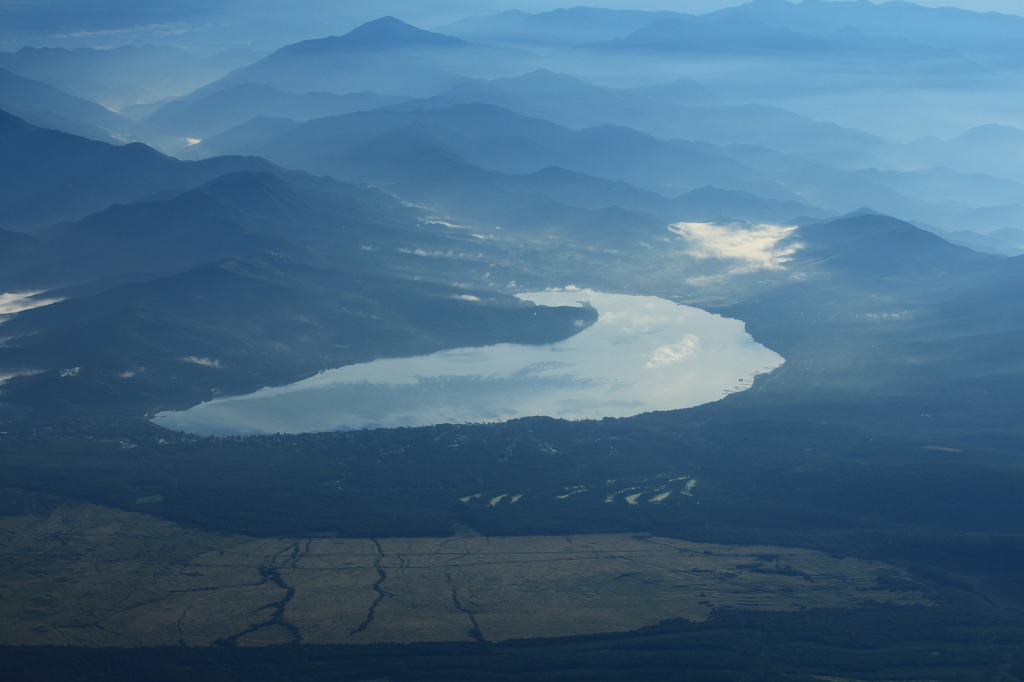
[0,501,926,648]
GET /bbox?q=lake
[152,290,784,435]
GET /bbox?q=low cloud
[0,369,43,386]
[0,291,64,316]
[646,334,702,368]
[53,23,191,39]
[668,222,800,273]
[183,356,222,368]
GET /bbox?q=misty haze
[3,1,1024,680]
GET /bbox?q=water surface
[153,291,783,435]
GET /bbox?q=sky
[3,0,1024,53]
[450,0,1024,15]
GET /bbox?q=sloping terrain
[196,17,534,98]
[4,4,1024,680]
[0,111,283,231]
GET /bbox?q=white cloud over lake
[646,334,701,368]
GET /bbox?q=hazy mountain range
[2,7,1015,249]
[6,4,1024,679]
[0,45,258,110]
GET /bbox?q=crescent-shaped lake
[153,291,784,435]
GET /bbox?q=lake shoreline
[153,290,784,436]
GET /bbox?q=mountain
[274,128,674,244]
[197,101,1020,235]
[660,104,887,158]
[2,176,302,291]
[897,125,1024,184]
[775,164,1024,231]
[672,185,831,224]
[0,110,284,231]
[442,1,1024,72]
[0,253,596,417]
[503,166,829,224]
[134,83,409,149]
[575,12,978,68]
[13,9,1024,682]
[439,69,719,122]
[928,224,1024,257]
[0,168,467,292]
[546,9,1008,140]
[197,17,535,98]
[555,12,998,96]
[0,227,37,268]
[947,206,1024,238]
[0,45,260,110]
[432,68,719,125]
[796,213,996,285]
[231,119,830,244]
[629,77,723,108]
[710,0,1024,68]
[851,167,1024,210]
[242,102,799,202]
[423,71,884,159]
[188,116,301,159]
[438,7,681,50]
[0,67,126,136]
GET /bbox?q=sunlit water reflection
[153,291,784,435]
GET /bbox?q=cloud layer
[669,222,800,274]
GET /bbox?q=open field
[0,501,928,647]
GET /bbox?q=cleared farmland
[0,502,928,647]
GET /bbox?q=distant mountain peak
[954,124,1024,144]
[274,16,469,57]
[837,207,885,219]
[489,68,588,90]
[345,16,464,44]
[519,68,582,82]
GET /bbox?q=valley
[4,1,1024,679]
